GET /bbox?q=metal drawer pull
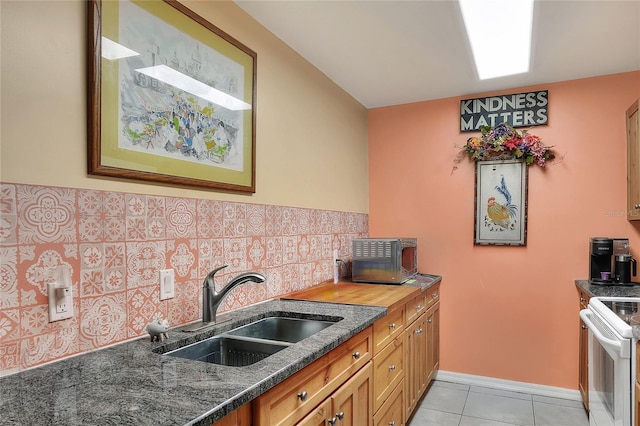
[389,421,396,426]
[389,323,396,329]
[328,417,337,425]
[352,351,360,359]
[415,305,422,311]
[427,319,432,324]
[415,328,423,335]
[297,391,308,401]
[432,293,438,299]
[389,364,396,371]
[335,412,344,420]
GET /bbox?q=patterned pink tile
[125,241,166,288]
[17,185,76,244]
[166,197,195,239]
[1,246,18,308]
[246,203,265,236]
[5,183,369,373]
[79,293,127,351]
[0,184,17,245]
[167,239,197,279]
[265,205,283,236]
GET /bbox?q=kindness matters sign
[460,90,548,131]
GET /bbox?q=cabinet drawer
[373,380,404,426]
[405,292,427,325]
[425,284,440,310]
[373,334,404,413]
[373,307,405,355]
[253,327,372,426]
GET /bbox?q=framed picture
[88,0,257,192]
[474,159,528,246]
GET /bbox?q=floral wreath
[454,123,556,169]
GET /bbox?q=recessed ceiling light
[459,0,534,80]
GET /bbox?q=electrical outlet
[159,269,175,300]
[48,266,73,322]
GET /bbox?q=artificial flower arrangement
[457,122,555,167]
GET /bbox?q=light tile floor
[408,380,590,426]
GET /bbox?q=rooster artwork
[485,175,518,231]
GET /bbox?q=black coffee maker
[590,237,614,284]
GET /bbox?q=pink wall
[368,71,640,389]
[0,183,367,374]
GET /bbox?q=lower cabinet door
[298,399,333,426]
[373,380,404,426]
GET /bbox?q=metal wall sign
[460,90,548,132]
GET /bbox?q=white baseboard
[435,370,582,402]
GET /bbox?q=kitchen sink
[164,336,290,367]
[225,316,336,343]
[163,315,343,366]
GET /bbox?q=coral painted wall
[368,71,640,389]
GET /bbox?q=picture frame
[88,0,257,192]
[474,159,528,246]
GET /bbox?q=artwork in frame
[88,0,257,192]
[474,159,528,246]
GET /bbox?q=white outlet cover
[48,281,74,322]
[159,269,175,300]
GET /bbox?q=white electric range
[580,297,639,426]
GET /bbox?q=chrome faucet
[201,265,266,324]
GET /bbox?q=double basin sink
[163,315,342,367]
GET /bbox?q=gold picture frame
[88,0,257,192]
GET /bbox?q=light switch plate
[159,269,175,300]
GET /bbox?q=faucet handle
[204,265,228,287]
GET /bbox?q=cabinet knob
[297,391,308,401]
[427,319,432,324]
[415,328,423,335]
[352,351,360,360]
[389,323,396,329]
[389,364,396,372]
[582,325,587,330]
[432,293,439,299]
[328,417,337,425]
[580,297,586,303]
[389,422,396,426]
[635,204,640,210]
[335,411,345,420]
[415,305,422,311]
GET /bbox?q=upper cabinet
[627,99,640,221]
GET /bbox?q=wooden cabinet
[425,300,440,384]
[210,403,251,426]
[627,98,640,220]
[372,332,404,412]
[373,380,403,426]
[405,311,427,420]
[253,327,372,425]
[299,362,373,426]
[578,289,590,411]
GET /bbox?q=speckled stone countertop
[575,279,640,297]
[0,299,385,426]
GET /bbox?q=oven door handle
[579,309,624,354]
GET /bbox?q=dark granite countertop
[575,279,640,297]
[0,299,385,426]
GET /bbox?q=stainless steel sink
[164,336,290,367]
[225,316,335,343]
[163,315,342,366]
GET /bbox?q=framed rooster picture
[474,159,528,246]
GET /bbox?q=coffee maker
[589,237,636,285]
[590,237,614,284]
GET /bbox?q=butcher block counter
[281,282,420,310]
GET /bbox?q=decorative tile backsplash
[0,183,368,375]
